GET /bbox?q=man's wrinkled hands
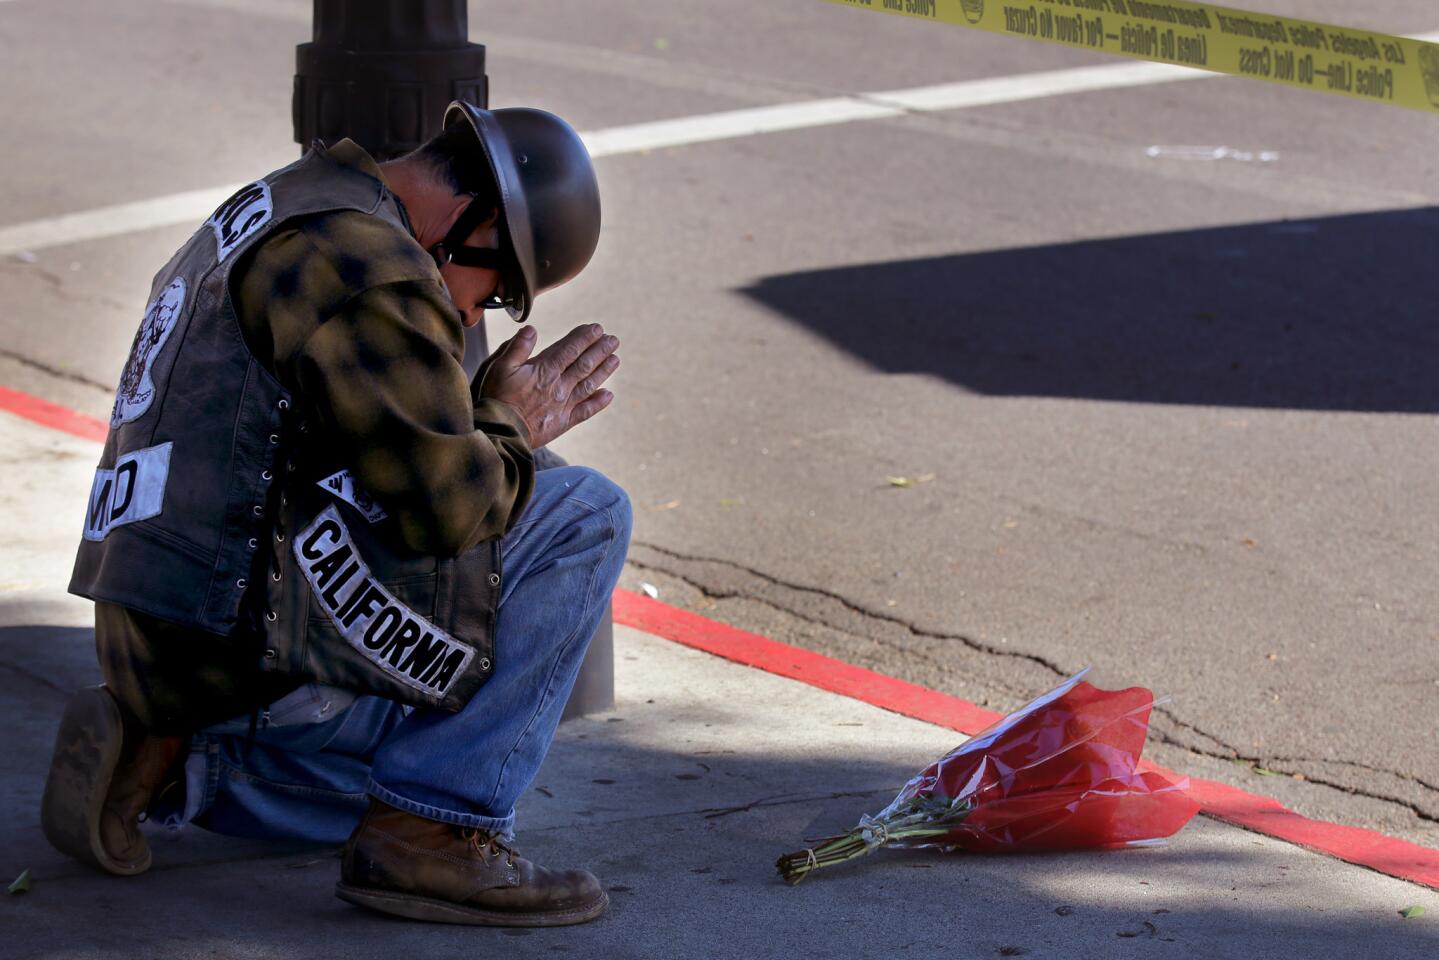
[479,324,619,449]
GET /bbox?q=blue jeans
[169,465,630,842]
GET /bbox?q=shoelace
[460,827,518,867]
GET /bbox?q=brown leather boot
[41,686,185,876]
[337,797,608,926]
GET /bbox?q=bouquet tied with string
[776,671,1200,884]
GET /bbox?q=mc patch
[208,180,273,262]
[111,278,186,428]
[294,506,478,699]
[318,469,389,523]
[83,442,173,541]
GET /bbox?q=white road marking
[581,96,903,157]
[0,62,1208,256]
[583,61,1203,157]
[0,185,244,257]
[6,29,1438,257]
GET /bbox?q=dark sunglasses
[436,245,515,311]
[431,195,523,315]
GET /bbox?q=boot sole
[335,882,609,927]
[40,687,149,876]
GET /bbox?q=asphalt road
[1,0,1436,848]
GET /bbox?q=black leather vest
[70,147,498,712]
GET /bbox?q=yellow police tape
[823,0,1439,113]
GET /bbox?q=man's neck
[379,159,448,250]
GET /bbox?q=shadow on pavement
[741,207,1439,413]
[3,622,1435,958]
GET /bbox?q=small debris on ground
[887,473,935,488]
[1400,905,1425,919]
[8,869,31,894]
[640,582,660,599]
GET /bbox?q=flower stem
[775,808,959,885]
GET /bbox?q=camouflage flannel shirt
[97,139,534,731]
[236,139,534,556]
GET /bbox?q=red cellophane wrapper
[776,671,1200,883]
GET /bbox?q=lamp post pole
[294,0,487,160]
[292,0,615,719]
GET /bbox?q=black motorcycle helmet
[433,103,601,324]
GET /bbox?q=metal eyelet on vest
[278,399,290,411]
[271,571,281,582]
[269,434,280,444]
[263,648,277,660]
[237,578,248,589]
[276,532,285,543]
[262,470,273,481]
[479,657,492,671]
[266,611,277,622]
[252,505,264,517]
[488,573,501,587]
[247,538,258,549]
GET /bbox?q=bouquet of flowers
[776,670,1199,883]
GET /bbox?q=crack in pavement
[1146,731,1439,826]
[625,541,1439,824]
[1,260,132,315]
[701,788,883,820]
[630,540,1071,677]
[1260,755,1439,796]
[0,347,114,394]
[628,554,997,686]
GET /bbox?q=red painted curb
[4,383,1435,890]
[0,385,107,442]
[612,587,1004,733]
[612,587,1439,890]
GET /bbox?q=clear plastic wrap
[777,671,1200,883]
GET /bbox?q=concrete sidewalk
[2,409,1437,958]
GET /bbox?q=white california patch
[111,278,186,428]
[207,180,272,262]
[83,442,173,541]
[294,506,478,699]
[318,469,388,523]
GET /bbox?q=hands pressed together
[478,323,620,450]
